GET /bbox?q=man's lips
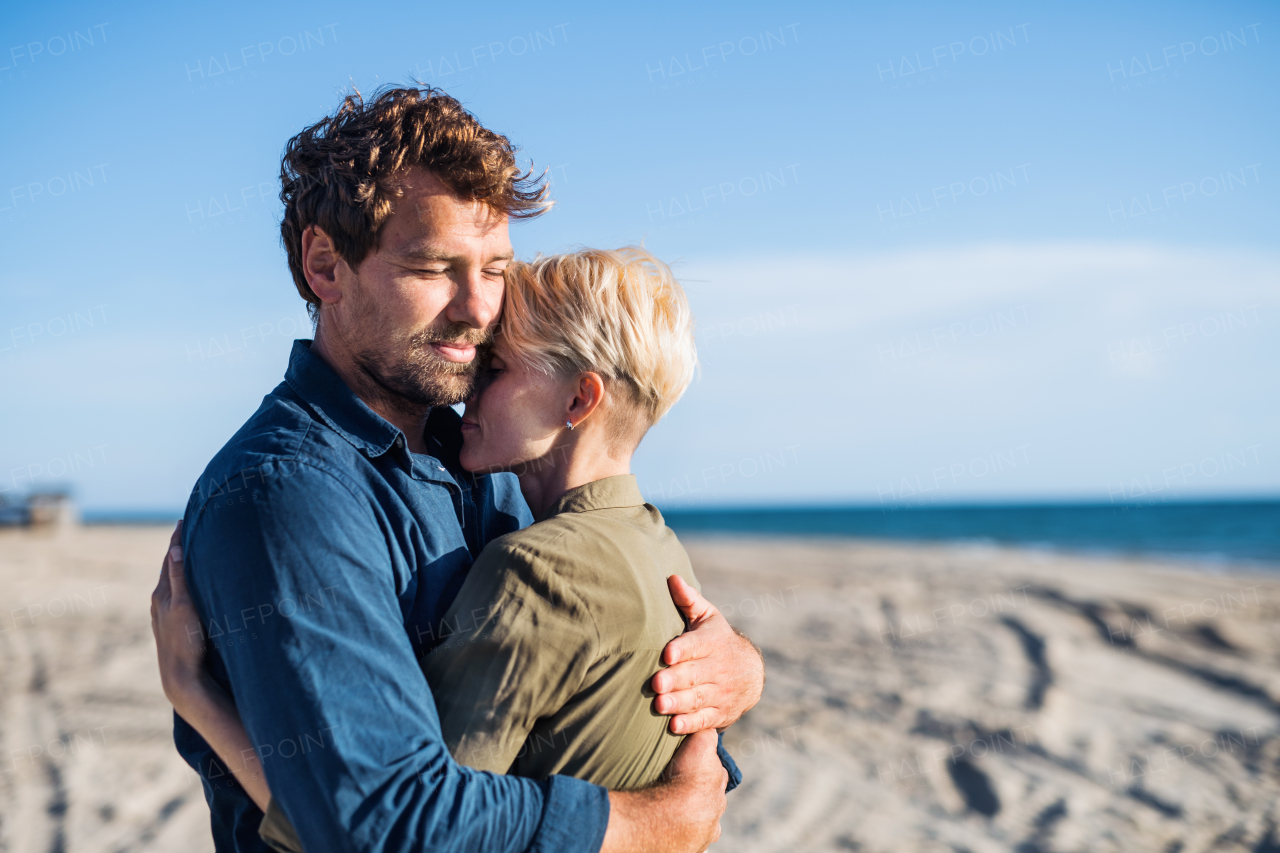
[429,342,477,363]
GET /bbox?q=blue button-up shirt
[176,340,608,853]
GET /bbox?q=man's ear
[302,225,345,304]
[568,372,606,426]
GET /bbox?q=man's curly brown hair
[279,86,551,316]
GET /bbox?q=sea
[661,499,1280,571]
[84,499,1280,571]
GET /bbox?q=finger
[662,619,718,666]
[158,551,173,596]
[151,574,168,638]
[667,575,716,625]
[652,658,703,696]
[167,544,190,602]
[667,726,716,768]
[654,680,708,715]
[668,705,725,735]
[683,727,718,755]
[159,524,180,577]
[662,727,693,782]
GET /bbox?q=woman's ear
[567,372,606,427]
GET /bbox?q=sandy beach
[1,525,1276,852]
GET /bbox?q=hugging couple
[149,86,765,853]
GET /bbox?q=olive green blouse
[260,475,696,852]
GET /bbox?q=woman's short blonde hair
[500,246,697,440]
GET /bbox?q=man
[173,86,764,853]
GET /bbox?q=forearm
[599,730,726,853]
[172,673,272,812]
[603,789,705,853]
[601,790,663,853]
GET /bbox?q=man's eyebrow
[399,249,452,262]
[397,249,515,263]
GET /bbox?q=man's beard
[353,321,492,409]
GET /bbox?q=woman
[152,246,713,851]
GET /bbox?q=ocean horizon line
[72,494,1280,523]
[52,499,1280,570]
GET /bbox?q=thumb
[685,728,718,756]
[666,728,718,781]
[667,574,715,624]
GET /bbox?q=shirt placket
[411,455,482,558]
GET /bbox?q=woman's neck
[517,435,632,519]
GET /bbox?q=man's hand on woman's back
[651,576,766,734]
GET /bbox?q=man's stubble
[344,274,493,412]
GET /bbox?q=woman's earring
[565,420,575,431]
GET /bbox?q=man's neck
[310,332,432,454]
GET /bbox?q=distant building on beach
[0,492,79,529]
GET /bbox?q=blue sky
[1,0,1276,511]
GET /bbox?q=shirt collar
[282,339,402,458]
[539,475,645,522]
[421,404,470,478]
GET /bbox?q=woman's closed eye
[473,366,503,394]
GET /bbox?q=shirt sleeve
[422,541,600,774]
[182,461,608,853]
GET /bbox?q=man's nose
[446,268,501,329]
